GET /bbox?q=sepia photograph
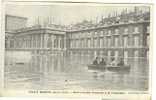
[4,3,151,91]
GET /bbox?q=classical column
[58,37,60,49]
[7,39,10,48]
[30,35,32,49]
[50,35,53,49]
[91,32,94,48]
[64,36,66,50]
[40,34,42,49]
[32,35,34,48]
[44,34,48,48]
[34,35,37,48]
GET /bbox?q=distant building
[5,14,28,49]
[5,7,150,63]
[5,14,27,31]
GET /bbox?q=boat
[15,62,25,65]
[87,64,106,71]
[87,64,130,72]
[106,65,131,72]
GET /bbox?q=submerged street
[4,51,149,91]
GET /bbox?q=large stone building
[67,10,150,64]
[5,7,150,64]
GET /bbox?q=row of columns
[6,33,66,50]
[70,33,148,49]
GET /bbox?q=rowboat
[106,65,130,72]
[87,64,130,72]
[15,62,25,65]
[87,64,106,71]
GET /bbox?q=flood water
[4,51,149,91]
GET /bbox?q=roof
[6,14,28,20]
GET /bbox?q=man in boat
[110,57,117,66]
[93,57,99,65]
[117,58,124,66]
[99,58,106,65]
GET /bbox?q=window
[147,50,149,59]
[100,38,103,48]
[134,27,139,33]
[100,31,103,36]
[115,51,119,60]
[124,37,128,47]
[124,51,128,65]
[108,30,111,35]
[147,26,150,33]
[134,36,139,47]
[115,29,119,34]
[103,30,106,35]
[87,32,90,37]
[115,37,119,47]
[134,50,139,58]
[95,32,98,36]
[108,51,112,62]
[108,51,111,57]
[107,38,111,47]
[80,40,82,48]
[147,35,149,46]
[94,38,97,48]
[88,39,91,48]
[124,28,128,34]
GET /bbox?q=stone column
[31,34,34,48]
[50,34,54,49]
[91,34,93,48]
[58,36,60,49]
[64,35,66,50]
[140,34,143,47]
[7,39,10,48]
[40,34,43,49]
[44,34,48,48]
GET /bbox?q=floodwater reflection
[5,51,149,90]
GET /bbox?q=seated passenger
[110,58,117,66]
[99,58,106,65]
[117,58,124,66]
[93,57,98,65]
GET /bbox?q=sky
[5,3,150,26]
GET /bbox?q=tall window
[75,40,78,48]
[124,28,128,34]
[147,26,150,33]
[108,51,111,62]
[134,27,139,33]
[95,32,98,37]
[124,37,128,47]
[94,38,97,48]
[108,51,111,57]
[100,38,103,48]
[147,50,149,59]
[134,50,139,58]
[124,51,128,65]
[88,39,91,48]
[115,51,119,60]
[134,36,139,47]
[108,30,111,35]
[115,29,119,34]
[115,37,119,47]
[107,38,111,47]
[147,35,149,46]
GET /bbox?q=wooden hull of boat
[107,65,130,72]
[87,64,130,72]
[87,64,106,70]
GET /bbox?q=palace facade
[5,8,150,63]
